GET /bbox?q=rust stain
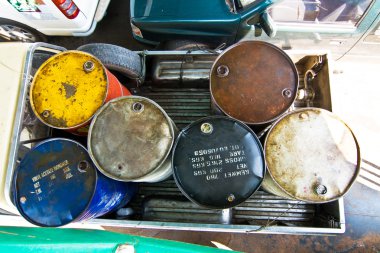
[332,233,380,253]
[210,41,298,124]
[103,228,380,253]
[89,97,175,181]
[263,108,360,202]
[62,82,77,99]
[41,114,67,127]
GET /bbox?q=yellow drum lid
[264,108,360,203]
[30,50,108,129]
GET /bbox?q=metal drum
[263,108,361,203]
[88,96,177,182]
[13,138,137,227]
[30,50,131,135]
[172,116,265,209]
[210,41,298,125]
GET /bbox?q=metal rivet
[184,56,193,63]
[77,160,89,172]
[227,194,235,202]
[132,102,144,113]
[299,112,309,120]
[200,123,213,134]
[315,184,327,195]
[20,196,27,204]
[42,110,50,118]
[216,65,229,78]
[83,61,95,73]
[282,89,292,98]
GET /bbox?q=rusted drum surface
[30,50,130,135]
[13,138,137,227]
[263,108,361,203]
[88,96,177,182]
[172,116,265,209]
[210,41,298,125]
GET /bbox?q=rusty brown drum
[88,96,177,182]
[210,41,299,125]
[262,108,361,203]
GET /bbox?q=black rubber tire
[158,40,212,51]
[77,43,143,80]
[0,18,46,42]
[31,52,54,75]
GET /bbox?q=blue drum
[13,138,137,227]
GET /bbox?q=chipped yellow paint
[30,50,108,128]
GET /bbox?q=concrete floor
[47,0,380,252]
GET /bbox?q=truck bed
[2,44,344,234]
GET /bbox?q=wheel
[0,18,46,42]
[157,40,212,51]
[77,43,144,80]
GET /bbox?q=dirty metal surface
[233,191,316,226]
[14,138,96,227]
[210,41,298,125]
[88,96,175,181]
[30,51,108,129]
[129,179,316,226]
[14,137,137,227]
[142,197,232,224]
[152,55,216,85]
[172,116,265,209]
[264,108,361,203]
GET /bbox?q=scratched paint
[30,51,109,129]
[13,138,137,227]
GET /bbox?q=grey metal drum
[88,96,177,182]
[263,108,361,203]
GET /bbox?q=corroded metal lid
[14,138,96,227]
[30,50,108,129]
[172,116,265,209]
[88,96,175,181]
[210,41,298,124]
[264,108,361,203]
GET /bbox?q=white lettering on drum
[30,160,71,202]
[188,145,250,182]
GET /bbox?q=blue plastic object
[14,138,137,227]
